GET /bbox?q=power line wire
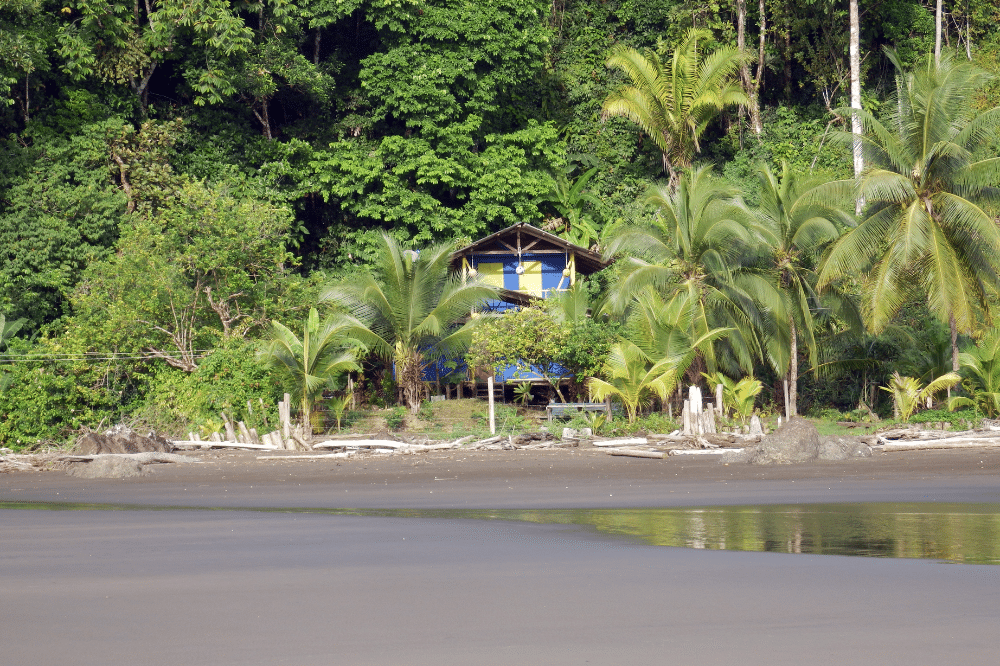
[0,350,218,364]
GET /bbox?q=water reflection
[3,501,999,564]
[486,504,1000,564]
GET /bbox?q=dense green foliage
[2,0,1000,446]
[259,307,360,433]
[323,233,497,412]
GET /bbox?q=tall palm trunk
[788,317,798,417]
[949,312,960,373]
[849,0,864,215]
[396,345,425,413]
[948,312,959,400]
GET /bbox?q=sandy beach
[2,446,999,665]
[3,445,1000,508]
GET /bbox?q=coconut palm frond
[321,233,498,413]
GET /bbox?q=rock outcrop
[75,425,174,455]
[721,417,872,465]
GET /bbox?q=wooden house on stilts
[447,223,610,400]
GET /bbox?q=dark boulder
[818,435,872,460]
[722,418,873,465]
[745,417,821,465]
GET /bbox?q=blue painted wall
[472,252,568,313]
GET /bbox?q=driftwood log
[608,448,665,459]
[668,448,744,456]
[877,427,981,441]
[172,441,278,450]
[257,452,357,460]
[878,439,1000,452]
[592,437,649,447]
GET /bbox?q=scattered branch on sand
[172,441,279,450]
[608,448,665,459]
[257,452,357,460]
[668,448,743,456]
[0,454,43,472]
[592,437,648,447]
[875,427,986,441]
[875,425,1000,451]
[467,436,505,450]
[878,439,1000,452]
[313,439,410,450]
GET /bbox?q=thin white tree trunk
[788,317,798,417]
[935,0,943,66]
[966,9,972,60]
[737,0,763,135]
[849,0,864,215]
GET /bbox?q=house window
[519,261,542,296]
[477,262,505,288]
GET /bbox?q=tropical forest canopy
[2,0,1000,445]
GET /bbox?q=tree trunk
[849,0,864,215]
[949,312,960,373]
[788,317,798,417]
[398,348,425,413]
[935,0,943,66]
[300,395,312,441]
[736,0,763,135]
[757,0,766,93]
[754,0,765,133]
[966,5,972,60]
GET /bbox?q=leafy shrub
[494,404,530,434]
[365,375,398,408]
[909,408,978,428]
[0,338,126,449]
[601,411,679,436]
[131,338,284,437]
[808,407,844,421]
[386,407,406,431]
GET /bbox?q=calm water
[4,501,999,564]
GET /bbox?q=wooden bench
[546,402,611,423]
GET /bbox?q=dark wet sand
[4,446,1000,508]
[3,447,1000,665]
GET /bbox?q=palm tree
[820,51,1000,372]
[259,308,361,436]
[588,290,730,423]
[0,314,25,351]
[882,371,961,422]
[818,50,1000,372]
[603,165,782,377]
[949,328,1000,418]
[0,314,26,393]
[322,234,497,413]
[601,28,747,187]
[587,340,678,424]
[538,167,604,250]
[746,162,858,416]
